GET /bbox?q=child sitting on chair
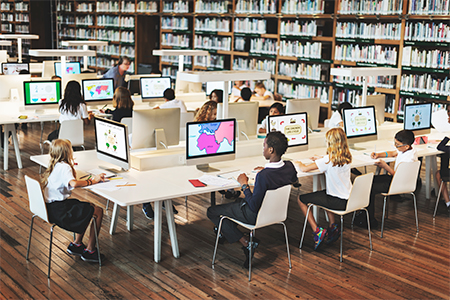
[258,102,284,134]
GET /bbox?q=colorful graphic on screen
[343,106,377,138]
[95,119,127,161]
[2,63,29,75]
[54,62,81,77]
[268,113,308,147]
[141,77,171,98]
[82,79,114,101]
[24,81,61,105]
[404,103,431,131]
[187,120,235,157]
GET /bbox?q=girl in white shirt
[295,127,353,250]
[42,139,106,263]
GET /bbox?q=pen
[101,104,107,110]
[80,174,90,179]
[106,174,117,178]
[116,184,136,187]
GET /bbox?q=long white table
[0,34,39,62]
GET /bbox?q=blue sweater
[243,161,298,213]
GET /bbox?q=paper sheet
[198,175,236,187]
[431,109,450,132]
[84,180,128,191]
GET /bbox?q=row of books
[59,28,75,38]
[14,2,28,11]
[121,1,136,13]
[400,74,450,96]
[162,66,180,79]
[76,3,94,13]
[233,57,276,73]
[280,20,317,37]
[397,97,417,115]
[76,28,95,40]
[96,1,120,13]
[76,15,94,26]
[194,36,232,51]
[162,17,189,31]
[1,24,12,32]
[337,0,403,15]
[278,62,322,81]
[234,18,266,34]
[0,3,11,11]
[14,13,29,22]
[1,14,13,22]
[408,0,450,15]
[250,37,277,55]
[279,41,322,59]
[162,1,190,13]
[281,0,325,14]
[402,46,450,69]
[97,45,121,57]
[404,21,450,42]
[56,2,72,12]
[137,1,158,13]
[96,29,120,42]
[335,22,401,40]
[97,16,135,28]
[334,44,398,65]
[278,81,329,102]
[196,18,231,32]
[195,54,226,68]
[333,75,396,89]
[90,56,135,72]
[15,25,29,33]
[120,45,135,58]
[235,0,277,14]
[59,15,74,25]
[161,33,190,48]
[195,0,229,13]
[161,55,192,64]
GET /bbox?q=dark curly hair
[266,131,288,156]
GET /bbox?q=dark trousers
[207,198,258,244]
[368,174,392,219]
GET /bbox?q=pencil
[116,184,136,187]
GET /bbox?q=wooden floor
[1,122,449,300]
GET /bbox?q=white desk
[0,34,39,63]
[0,41,12,46]
[61,40,108,71]
[152,49,209,72]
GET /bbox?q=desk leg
[3,125,9,170]
[154,200,162,263]
[3,124,22,170]
[10,125,22,169]
[426,156,431,199]
[110,203,120,235]
[127,205,134,231]
[165,199,180,259]
[312,175,319,222]
[431,155,438,194]
[210,192,216,206]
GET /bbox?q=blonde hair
[41,139,76,187]
[194,101,217,122]
[326,127,352,167]
[255,82,266,89]
[112,87,134,109]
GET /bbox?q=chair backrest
[179,112,195,141]
[388,161,421,195]
[323,119,330,128]
[59,119,84,147]
[25,175,49,223]
[346,172,374,212]
[254,185,292,228]
[121,117,133,134]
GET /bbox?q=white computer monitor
[186,118,236,172]
[2,62,29,75]
[54,61,81,77]
[285,98,321,131]
[366,94,386,126]
[342,106,378,150]
[205,81,232,95]
[140,77,171,99]
[131,107,181,150]
[94,117,130,171]
[404,102,432,136]
[81,78,114,104]
[23,80,62,112]
[268,112,309,152]
[216,102,259,140]
[0,74,31,101]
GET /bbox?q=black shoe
[355,213,378,229]
[81,248,104,263]
[225,190,241,199]
[218,190,226,195]
[142,204,154,220]
[67,242,85,256]
[242,239,259,268]
[213,227,225,244]
[162,202,178,214]
[351,168,362,175]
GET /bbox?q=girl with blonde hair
[295,127,352,250]
[194,100,217,122]
[42,139,106,262]
[105,86,134,122]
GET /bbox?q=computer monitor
[366,94,386,126]
[23,80,62,113]
[268,112,309,152]
[186,118,236,172]
[54,62,81,77]
[61,73,100,91]
[285,98,320,131]
[404,102,432,136]
[2,62,29,75]
[131,107,181,150]
[216,102,259,140]
[140,77,171,99]
[81,78,114,104]
[205,81,232,95]
[128,79,140,95]
[0,74,31,101]
[94,117,130,171]
[342,106,378,150]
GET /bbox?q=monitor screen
[268,113,308,148]
[94,117,130,170]
[404,103,432,131]
[186,119,236,160]
[140,77,171,99]
[23,81,62,106]
[82,78,114,102]
[343,106,377,139]
[206,81,232,95]
[128,79,140,95]
[54,62,81,77]
[2,63,29,75]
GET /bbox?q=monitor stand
[237,120,250,141]
[155,128,168,150]
[196,164,220,173]
[99,165,128,174]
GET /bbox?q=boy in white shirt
[328,102,353,128]
[355,130,418,227]
[154,88,187,113]
[252,82,274,100]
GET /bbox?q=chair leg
[92,217,102,266]
[185,196,188,205]
[433,181,444,218]
[212,217,225,267]
[351,211,356,228]
[299,204,313,248]
[381,196,387,238]
[248,230,253,282]
[339,215,344,262]
[364,209,373,251]
[81,145,85,150]
[106,199,109,211]
[281,222,292,269]
[26,215,36,260]
[48,225,56,278]
[411,193,419,233]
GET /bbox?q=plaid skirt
[46,199,94,234]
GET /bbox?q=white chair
[300,172,374,262]
[323,119,331,128]
[212,185,292,281]
[179,111,195,141]
[121,117,133,134]
[41,119,85,154]
[380,161,421,238]
[24,176,101,278]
